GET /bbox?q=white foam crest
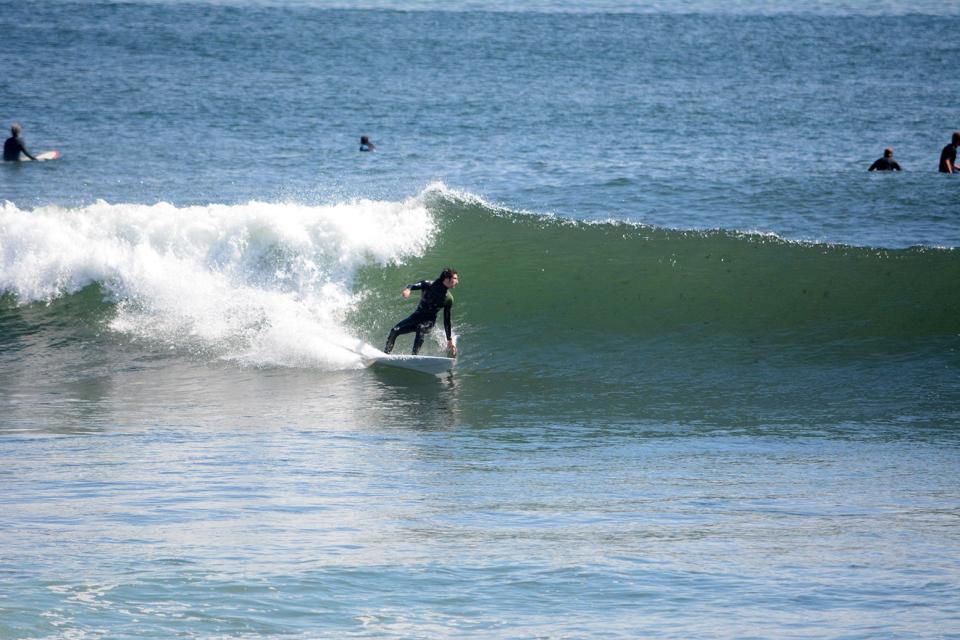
[0,197,435,369]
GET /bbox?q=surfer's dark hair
[438,267,458,282]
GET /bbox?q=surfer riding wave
[384,267,459,356]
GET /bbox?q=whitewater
[0,194,443,370]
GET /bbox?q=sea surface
[2,1,959,638]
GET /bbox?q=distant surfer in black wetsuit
[939,132,960,173]
[359,135,376,152]
[384,267,459,356]
[3,123,37,162]
[868,147,901,171]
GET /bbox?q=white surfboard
[353,342,455,375]
[17,150,61,162]
[370,353,455,375]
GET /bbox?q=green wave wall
[355,195,960,351]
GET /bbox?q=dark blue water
[5,2,960,245]
[2,2,959,638]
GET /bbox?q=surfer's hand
[447,341,457,356]
[402,288,411,298]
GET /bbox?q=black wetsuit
[384,279,453,354]
[868,157,901,171]
[939,143,957,173]
[3,135,33,162]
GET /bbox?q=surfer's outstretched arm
[403,280,429,299]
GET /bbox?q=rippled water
[4,424,958,637]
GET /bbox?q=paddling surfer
[384,267,459,356]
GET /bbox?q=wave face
[2,187,959,376]
[418,192,960,340]
[378,189,960,374]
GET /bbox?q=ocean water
[2,1,959,638]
